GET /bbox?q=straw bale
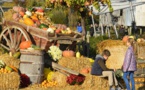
[22,73,109,90]
[51,72,108,90]
[53,72,109,90]
[52,72,68,87]
[58,57,91,72]
[81,74,108,90]
[0,72,20,90]
[97,40,127,69]
[137,42,145,59]
[0,53,20,68]
[0,46,6,55]
[134,77,145,90]
[21,85,84,90]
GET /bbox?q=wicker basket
[0,72,20,90]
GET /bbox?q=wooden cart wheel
[0,25,31,53]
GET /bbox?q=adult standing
[119,25,125,39]
[122,38,137,90]
[89,24,94,37]
[77,22,82,33]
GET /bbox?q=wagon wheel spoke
[0,25,31,53]
[2,34,11,48]
[0,43,10,51]
[13,27,17,48]
[8,27,13,47]
[15,33,22,50]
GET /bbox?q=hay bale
[58,57,91,72]
[52,72,109,90]
[0,72,20,90]
[0,54,20,68]
[81,74,108,90]
[0,46,6,55]
[134,77,145,90]
[97,40,127,69]
[137,42,145,59]
[52,72,68,87]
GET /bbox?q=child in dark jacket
[91,49,119,90]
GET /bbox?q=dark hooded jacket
[91,55,113,75]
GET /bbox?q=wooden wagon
[0,7,84,53]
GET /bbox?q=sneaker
[115,87,121,90]
[110,87,115,90]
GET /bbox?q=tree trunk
[68,8,79,30]
[81,17,86,36]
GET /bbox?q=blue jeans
[123,71,135,90]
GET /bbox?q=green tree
[44,0,112,35]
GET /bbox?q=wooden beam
[52,62,79,75]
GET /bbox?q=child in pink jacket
[123,38,137,90]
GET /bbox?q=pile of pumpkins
[122,35,145,43]
[12,6,74,35]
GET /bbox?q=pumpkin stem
[66,47,69,50]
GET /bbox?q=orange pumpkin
[24,18,34,26]
[62,50,75,57]
[19,11,25,16]
[19,41,32,49]
[81,68,89,74]
[31,16,38,22]
[122,35,129,43]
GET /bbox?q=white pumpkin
[25,11,32,16]
[47,28,54,33]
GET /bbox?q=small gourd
[25,11,32,16]
[81,68,89,74]
[76,51,80,58]
[47,28,54,33]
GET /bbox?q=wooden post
[113,24,119,38]
[91,7,97,37]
